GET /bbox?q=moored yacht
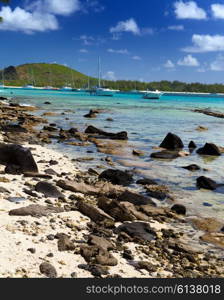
[143,90,163,99]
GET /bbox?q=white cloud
[174,1,207,20]
[108,48,130,54]
[168,25,184,31]
[183,34,224,53]
[41,0,80,16]
[132,56,142,60]
[210,55,224,71]
[164,60,175,68]
[0,0,81,34]
[79,48,88,53]
[105,71,116,80]
[211,4,224,19]
[177,54,200,66]
[110,18,141,35]
[0,6,58,34]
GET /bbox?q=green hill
[0,63,97,88]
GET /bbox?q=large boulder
[197,143,221,156]
[85,125,128,140]
[159,133,184,150]
[0,143,38,174]
[99,169,133,186]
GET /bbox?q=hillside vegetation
[1,63,224,93]
[0,63,96,88]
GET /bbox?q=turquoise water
[1,88,224,220]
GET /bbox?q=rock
[0,186,10,193]
[57,234,76,251]
[171,204,186,215]
[27,248,36,254]
[151,150,180,160]
[106,118,114,122]
[44,168,58,176]
[57,180,124,197]
[43,126,58,132]
[57,180,99,195]
[88,235,114,251]
[9,204,63,217]
[76,201,114,227]
[196,176,218,190]
[23,172,52,179]
[0,144,38,174]
[80,245,118,266]
[39,262,57,278]
[85,125,128,140]
[117,190,156,206]
[196,126,208,132]
[139,205,170,217]
[136,178,158,186]
[132,149,144,156]
[35,181,64,198]
[194,109,224,119]
[49,160,58,166]
[138,261,158,273]
[145,185,170,200]
[159,133,184,150]
[7,197,26,203]
[99,169,133,186]
[188,141,197,149]
[84,110,98,118]
[200,233,224,249]
[1,124,28,133]
[98,197,149,222]
[182,164,200,171]
[191,218,223,232]
[115,222,156,242]
[197,143,221,156]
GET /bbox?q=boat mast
[2,67,4,86]
[98,56,101,88]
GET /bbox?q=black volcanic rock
[196,176,218,190]
[0,144,38,174]
[188,141,197,149]
[159,132,184,150]
[85,125,128,140]
[197,143,221,156]
[99,169,133,186]
[182,164,201,171]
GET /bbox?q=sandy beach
[0,99,223,278]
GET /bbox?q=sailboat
[23,68,35,89]
[0,67,5,88]
[91,57,114,97]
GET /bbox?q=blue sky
[1,0,224,83]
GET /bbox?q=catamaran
[143,90,163,99]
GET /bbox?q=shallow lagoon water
[1,88,224,221]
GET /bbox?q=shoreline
[0,99,223,278]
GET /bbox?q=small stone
[27,248,36,254]
[39,262,57,278]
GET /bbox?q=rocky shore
[0,100,223,278]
